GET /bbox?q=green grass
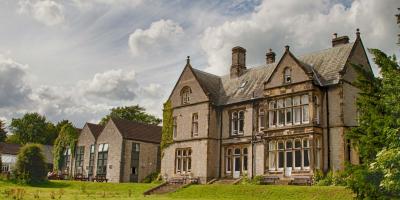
[0,180,354,200]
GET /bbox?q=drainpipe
[218,107,223,179]
[325,87,331,172]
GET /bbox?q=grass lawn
[0,180,354,200]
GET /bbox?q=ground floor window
[175,148,191,174]
[225,146,248,177]
[268,137,312,171]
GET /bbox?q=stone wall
[75,125,96,177]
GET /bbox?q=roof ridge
[298,42,355,58]
[111,117,161,128]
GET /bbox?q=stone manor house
[161,30,371,184]
[62,118,162,183]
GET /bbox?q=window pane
[304,149,310,167]
[277,100,284,108]
[286,140,292,149]
[293,96,301,106]
[285,98,292,107]
[104,144,109,151]
[239,119,244,132]
[243,148,248,155]
[295,140,301,148]
[278,110,285,125]
[301,95,309,104]
[227,157,231,171]
[278,142,284,150]
[269,152,276,170]
[303,139,309,148]
[286,152,293,167]
[294,107,301,124]
[243,156,248,171]
[99,144,103,152]
[269,141,275,150]
[278,152,284,168]
[302,105,309,123]
[234,148,241,155]
[269,101,276,109]
[295,150,301,168]
[286,108,292,124]
[269,111,276,126]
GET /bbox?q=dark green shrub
[142,172,159,183]
[14,144,48,184]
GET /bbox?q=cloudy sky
[0,0,398,128]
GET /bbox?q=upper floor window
[231,110,245,135]
[173,117,177,138]
[180,86,192,105]
[314,95,320,124]
[284,67,292,84]
[259,108,265,131]
[192,113,198,137]
[268,94,310,127]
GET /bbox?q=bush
[345,164,383,199]
[142,172,159,183]
[313,170,346,186]
[14,144,48,184]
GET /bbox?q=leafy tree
[53,122,79,172]
[346,49,400,199]
[9,113,57,145]
[14,143,47,184]
[161,100,173,154]
[99,105,161,126]
[0,119,7,142]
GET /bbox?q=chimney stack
[266,48,276,64]
[332,33,349,47]
[230,46,246,78]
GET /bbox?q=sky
[0,0,399,128]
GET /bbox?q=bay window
[268,138,312,171]
[268,141,276,171]
[268,94,310,128]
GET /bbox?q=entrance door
[130,143,140,182]
[233,148,241,178]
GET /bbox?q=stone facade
[162,31,371,183]
[69,119,161,183]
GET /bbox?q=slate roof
[190,42,356,106]
[0,142,20,155]
[111,118,162,144]
[0,142,53,164]
[86,123,104,139]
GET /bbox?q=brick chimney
[332,33,349,47]
[230,46,246,78]
[266,48,276,64]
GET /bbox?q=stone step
[213,179,239,185]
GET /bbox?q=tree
[14,144,47,184]
[53,122,79,172]
[99,105,161,126]
[0,119,7,142]
[9,113,57,145]
[346,49,400,199]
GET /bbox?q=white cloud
[18,0,64,26]
[78,69,138,100]
[129,19,185,56]
[72,0,142,9]
[0,54,31,108]
[200,0,399,75]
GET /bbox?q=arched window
[284,67,292,84]
[180,86,192,105]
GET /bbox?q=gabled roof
[0,142,53,164]
[86,123,104,139]
[298,42,355,85]
[111,118,162,144]
[0,142,20,155]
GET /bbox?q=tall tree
[9,113,56,145]
[0,120,7,142]
[346,49,400,199]
[99,105,161,126]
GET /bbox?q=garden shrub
[14,144,47,184]
[142,172,159,183]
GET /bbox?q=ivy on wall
[53,123,78,172]
[160,100,173,156]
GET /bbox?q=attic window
[284,67,292,84]
[180,86,192,105]
[239,81,248,89]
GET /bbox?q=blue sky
[0,0,398,128]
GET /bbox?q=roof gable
[168,63,210,107]
[110,118,162,144]
[265,47,312,88]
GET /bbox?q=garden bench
[291,176,312,186]
[260,176,279,185]
[93,175,108,182]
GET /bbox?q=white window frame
[268,141,276,171]
[268,101,277,127]
[259,108,265,131]
[302,138,310,170]
[238,111,245,134]
[192,113,199,137]
[301,95,310,124]
[294,139,302,170]
[285,97,293,126]
[277,141,285,171]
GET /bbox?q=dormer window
[180,86,192,105]
[284,67,292,84]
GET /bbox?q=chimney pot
[285,45,290,51]
[231,46,246,78]
[332,35,349,47]
[333,33,338,38]
[266,48,276,64]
